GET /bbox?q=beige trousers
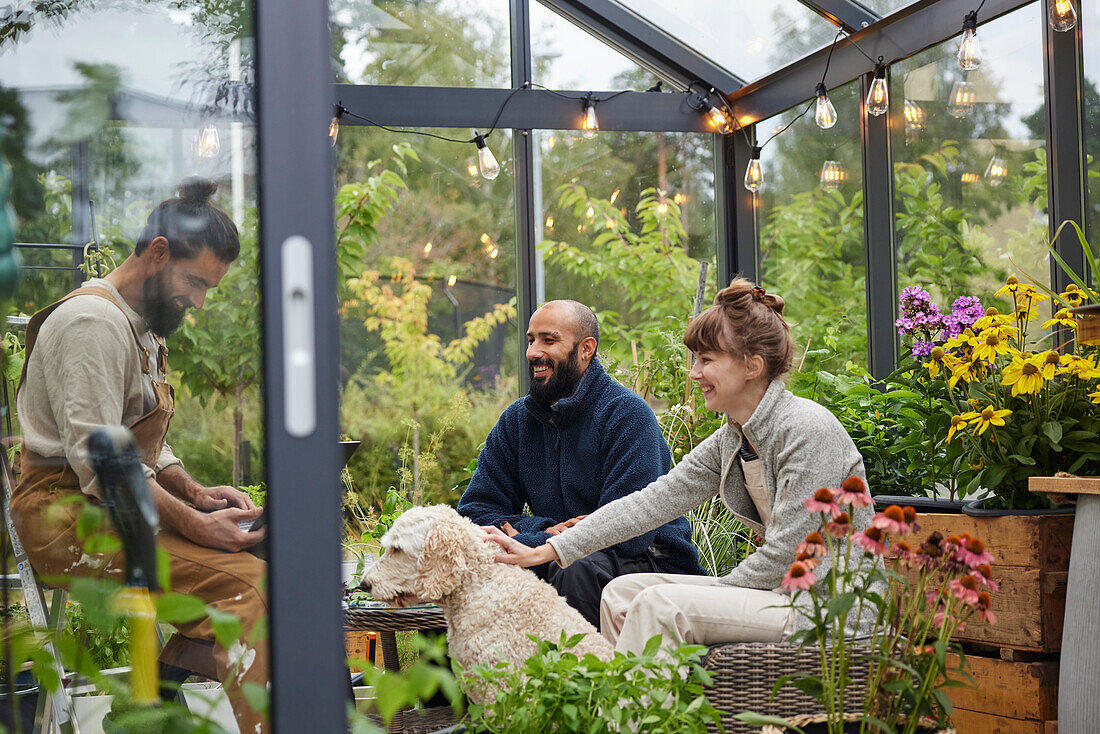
[599,572,796,655]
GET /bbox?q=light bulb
[706,105,734,135]
[1050,0,1077,31]
[985,155,1008,186]
[865,62,889,117]
[814,83,837,129]
[196,124,220,158]
[947,79,975,118]
[957,12,982,70]
[960,172,980,183]
[467,163,479,177]
[582,98,598,139]
[447,274,457,287]
[545,216,554,230]
[744,146,763,192]
[820,160,846,190]
[423,241,432,254]
[329,103,344,147]
[473,133,500,180]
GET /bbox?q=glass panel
[613,0,841,83]
[331,0,511,87]
[1083,0,1100,251]
[335,126,518,509]
[536,129,717,409]
[858,0,919,16]
[531,1,661,90]
[1,3,269,731]
[755,79,868,373]
[891,3,1048,345]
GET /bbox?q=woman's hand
[482,525,559,567]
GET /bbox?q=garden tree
[343,257,515,504]
[0,84,44,226]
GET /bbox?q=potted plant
[737,478,992,734]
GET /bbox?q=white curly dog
[360,504,613,678]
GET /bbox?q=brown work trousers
[11,481,270,734]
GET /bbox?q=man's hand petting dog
[482,526,560,567]
[546,514,587,535]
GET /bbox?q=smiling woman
[487,276,873,656]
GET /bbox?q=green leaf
[157,592,207,624]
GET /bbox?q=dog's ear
[414,517,476,600]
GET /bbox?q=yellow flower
[1089,389,1100,404]
[1035,350,1063,380]
[925,347,945,378]
[1001,354,1046,396]
[994,276,1023,297]
[971,328,1014,362]
[1060,284,1090,307]
[1059,354,1100,379]
[948,412,977,442]
[1042,308,1078,330]
[1014,300,1041,322]
[969,405,1012,435]
[973,309,1012,331]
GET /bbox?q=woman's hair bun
[763,292,785,315]
[177,176,217,205]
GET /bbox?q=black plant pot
[962,497,1075,517]
[0,676,40,734]
[872,495,966,514]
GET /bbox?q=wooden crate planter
[345,629,380,672]
[946,652,1058,734]
[905,512,1073,652]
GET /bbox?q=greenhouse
[1,0,1099,732]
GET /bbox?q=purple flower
[911,340,934,357]
[897,286,945,338]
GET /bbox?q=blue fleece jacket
[457,358,703,574]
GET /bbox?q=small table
[1030,476,1099,732]
[344,604,447,672]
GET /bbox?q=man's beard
[529,342,584,406]
[141,270,187,337]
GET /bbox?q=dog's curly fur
[360,505,613,682]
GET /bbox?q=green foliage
[238,483,265,508]
[464,633,723,734]
[65,597,132,669]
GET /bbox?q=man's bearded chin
[528,342,584,405]
[141,271,187,338]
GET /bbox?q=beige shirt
[17,279,184,497]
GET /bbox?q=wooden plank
[951,709,1048,734]
[900,566,1065,650]
[912,513,1073,570]
[947,654,1058,720]
[1030,475,1100,496]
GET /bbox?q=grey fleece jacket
[547,379,875,634]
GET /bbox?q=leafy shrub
[464,633,723,734]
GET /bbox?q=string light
[865,59,889,117]
[472,132,500,180]
[467,163,479,177]
[814,83,837,129]
[903,100,926,131]
[610,189,620,204]
[545,216,554,230]
[744,146,763,193]
[706,104,735,134]
[1050,0,1077,31]
[329,103,345,146]
[947,78,975,118]
[489,247,499,259]
[960,172,981,183]
[196,123,220,158]
[673,193,686,205]
[820,160,846,189]
[582,94,599,139]
[687,84,735,135]
[985,155,1008,186]
[423,241,433,254]
[957,10,982,70]
[447,274,457,287]
[585,206,595,219]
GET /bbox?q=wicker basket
[701,642,872,734]
[366,706,457,734]
[758,712,955,733]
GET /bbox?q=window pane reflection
[890,3,1048,341]
[756,79,868,372]
[336,127,517,509]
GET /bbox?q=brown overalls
[10,286,269,733]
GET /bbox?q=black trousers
[534,544,697,630]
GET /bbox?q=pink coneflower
[973,563,999,591]
[804,487,841,517]
[957,536,994,568]
[795,551,821,570]
[825,511,852,538]
[894,540,914,564]
[975,591,996,624]
[872,505,911,534]
[902,506,920,534]
[782,561,816,591]
[836,476,872,508]
[853,527,888,555]
[949,575,981,606]
[796,531,828,557]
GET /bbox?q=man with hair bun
[458,299,704,627]
[10,177,269,733]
